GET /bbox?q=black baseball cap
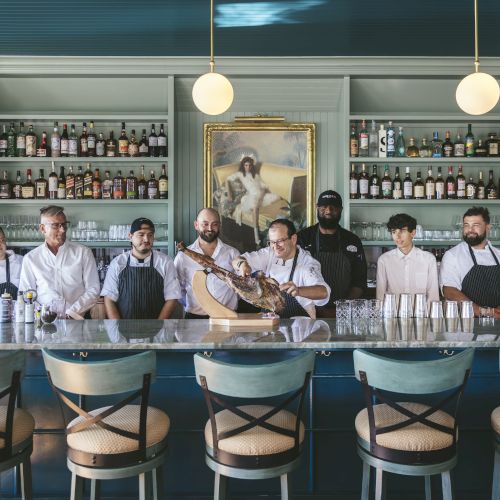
[130,218,155,234]
[317,190,343,208]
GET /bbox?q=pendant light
[456,0,499,115]
[192,0,234,115]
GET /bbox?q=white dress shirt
[19,241,100,317]
[376,246,440,302]
[439,241,500,290]
[101,250,181,302]
[174,238,239,315]
[0,251,23,289]
[242,246,331,318]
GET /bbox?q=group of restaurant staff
[0,194,499,320]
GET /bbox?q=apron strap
[288,248,300,282]
[488,245,500,266]
[5,256,10,284]
[467,244,500,266]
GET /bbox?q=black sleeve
[297,226,315,253]
[348,237,367,290]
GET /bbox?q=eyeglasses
[43,222,70,230]
[267,237,290,247]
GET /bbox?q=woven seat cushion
[67,405,169,455]
[204,404,304,456]
[492,407,500,434]
[0,406,34,448]
[355,402,455,452]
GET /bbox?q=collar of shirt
[396,246,416,260]
[129,252,152,265]
[191,238,222,259]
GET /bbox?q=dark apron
[461,244,500,308]
[116,253,166,319]
[279,249,310,319]
[0,257,19,300]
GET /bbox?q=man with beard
[174,208,239,319]
[297,190,366,316]
[102,218,181,319]
[440,206,500,318]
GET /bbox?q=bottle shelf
[0,199,168,205]
[8,240,169,248]
[349,113,500,122]
[0,157,170,163]
[349,157,500,164]
[360,239,500,247]
[0,113,169,122]
[350,199,500,206]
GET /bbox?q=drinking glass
[430,301,444,319]
[335,300,351,322]
[414,293,428,318]
[460,301,474,319]
[366,299,382,319]
[40,304,57,324]
[444,301,459,332]
[398,293,413,318]
[351,299,367,319]
[479,307,495,325]
[382,293,397,318]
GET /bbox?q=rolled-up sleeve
[439,252,462,291]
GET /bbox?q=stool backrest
[194,351,315,398]
[42,349,156,396]
[0,351,25,392]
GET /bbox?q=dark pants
[184,312,210,319]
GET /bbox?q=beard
[317,211,340,230]
[132,241,152,256]
[463,231,486,246]
[199,229,219,243]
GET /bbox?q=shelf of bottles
[7,241,169,249]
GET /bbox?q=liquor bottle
[349,124,359,157]
[431,131,443,158]
[386,121,395,157]
[118,122,129,157]
[48,161,58,200]
[128,129,139,157]
[87,121,97,156]
[456,165,466,199]
[148,125,158,157]
[486,170,498,199]
[418,137,431,158]
[442,131,454,157]
[139,129,149,156]
[474,139,487,157]
[486,132,499,157]
[159,164,168,199]
[158,124,168,157]
[477,171,485,200]
[392,166,402,199]
[0,125,7,156]
[466,176,477,200]
[102,170,113,199]
[454,133,465,157]
[57,166,66,200]
[22,169,35,199]
[79,122,88,157]
[95,132,106,157]
[37,131,49,157]
[16,122,26,157]
[25,124,37,157]
[65,166,75,200]
[126,170,138,199]
[359,120,369,157]
[0,170,11,199]
[60,123,69,157]
[395,126,405,157]
[35,168,48,199]
[445,166,456,199]
[106,131,117,157]
[68,124,78,157]
[75,166,84,199]
[465,124,475,157]
[83,163,93,199]
[147,170,158,199]
[403,167,413,199]
[413,171,425,200]
[112,170,125,199]
[435,167,445,200]
[378,124,386,158]
[406,137,419,157]
[368,165,381,199]
[368,120,378,157]
[137,165,147,199]
[381,165,392,199]
[7,122,16,157]
[51,122,61,158]
[425,167,435,200]
[13,171,22,199]
[92,168,102,199]
[349,164,358,199]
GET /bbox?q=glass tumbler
[335,300,352,322]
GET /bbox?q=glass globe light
[456,71,500,115]
[192,72,234,116]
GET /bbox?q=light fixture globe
[456,71,500,115]
[192,72,234,116]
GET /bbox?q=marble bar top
[0,318,498,350]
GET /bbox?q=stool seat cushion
[204,404,304,456]
[492,406,500,435]
[0,407,35,448]
[67,405,169,455]
[355,402,455,452]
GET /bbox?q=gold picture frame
[204,121,316,252]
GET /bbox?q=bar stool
[42,349,169,500]
[194,351,315,500]
[353,348,474,500]
[492,406,500,500]
[0,351,34,500]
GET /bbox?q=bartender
[440,207,500,318]
[102,217,181,319]
[232,218,330,318]
[297,190,366,317]
[0,226,23,299]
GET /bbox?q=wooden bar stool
[492,406,500,500]
[0,351,34,500]
[353,348,474,500]
[194,351,315,500]
[42,349,169,500]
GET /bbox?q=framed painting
[204,120,316,252]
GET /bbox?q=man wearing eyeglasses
[232,218,330,318]
[19,205,100,319]
[0,226,23,299]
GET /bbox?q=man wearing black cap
[101,217,181,319]
[297,190,367,316]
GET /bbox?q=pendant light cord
[474,0,480,72]
[210,0,215,72]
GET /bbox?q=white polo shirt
[0,251,23,289]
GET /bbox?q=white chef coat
[376,246,440,303]
[174,238,239,316]
[242,245,331,318]
[439,241,500,291]
[101,250,182,302]
[0,251,23,289]
[19,241,100,317]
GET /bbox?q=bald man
[174,208,239,318]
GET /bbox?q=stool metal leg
[441,470,453,500]
[152,466,163,500]
[214,472,227,500]
[70,473,84,500]
[90,479,101,500]
[361,462,370,500]
[20,458,33,500]
[425,475,432,500]
[492,449,500,500]
[280,473,289,500]
[375,468,386,500]
[139,472,152,500]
